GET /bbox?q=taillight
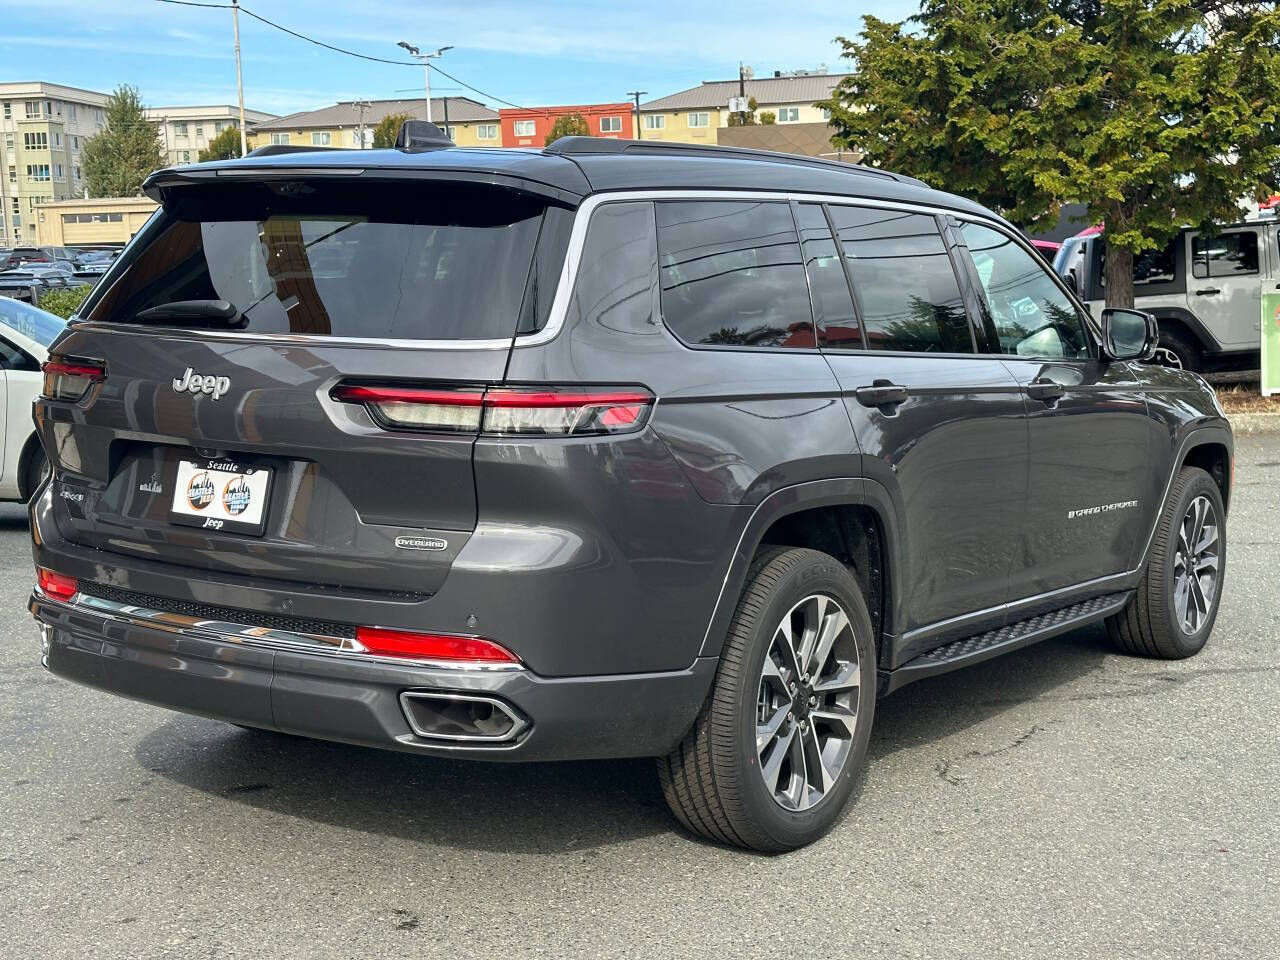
[42,358,106,402]
[36,567,78,601]
[354,626,519,664]
[332,383,655,437]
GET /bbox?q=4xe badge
[173,367,231,401]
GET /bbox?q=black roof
[141,138,998,222]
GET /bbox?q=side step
[880,591,1132,695]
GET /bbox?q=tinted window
[1192,231,1259,278]
[793,203,861,348]
[960,222,1090,359]
[566,201,658,339]
[83,181,552,341]
[656,200,815,348]
[0,333,37,371]
[828,206,972,353]
[1096,238,1177,287]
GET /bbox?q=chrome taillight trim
[30,589,524,672]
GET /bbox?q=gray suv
[29,129,1233,851]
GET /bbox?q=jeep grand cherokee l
[29,128,1232,851]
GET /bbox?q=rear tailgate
[37,175,572,598]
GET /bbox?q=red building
[499,103,634,147]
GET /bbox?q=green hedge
[37,285,92,319]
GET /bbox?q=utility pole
[738,62,748,127]
[627,90,646,140]
[232,0,247,156]
[352,99,372,149]
[397,42,453,124]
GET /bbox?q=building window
[25,101,41,119]
[600,116,622,133]
[643,114,666,130]
[776,107,800,123]
[7,166,14,184]
[270,133,291,145]
[2,102,9,118]
[195,124,203,137]
[174,122,188,136]
[513,120,536,137]
[215,121,225,134]
[820,108,831,121]
[73,166,81,181]
[94,108,103,125]
[54,163,64,181]
[445,125,457,140]
[687,112,710,128]
[108,213,123,223]
[311,132,331,145]
[26,164,51,182]
[4,133,12,150]
[178,151,190,163]
[71,136,79,151]
[23,132,48,150]
[68,103,76,120]
[476,123,498,139]
[53,132,62,148]
[61,214,76,224]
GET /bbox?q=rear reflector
[36,567,78,601]
[354,626,519,664]
[332,382,655,436]
[42,358,106,402]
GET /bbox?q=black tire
[658,546,876,852]
[21,444,48,504]
[1151,327,1202,373]
[1107,466,1225,659]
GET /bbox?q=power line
[153,0,525,107]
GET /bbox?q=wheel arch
[697,478,904,668]
[1147,308,1221,357]
[16,429,44,502]
[1180,437,1232,515]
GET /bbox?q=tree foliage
[81,85,166,198]
[372,112,412,148]
[821,1,1280,306]
[38,285,92,319]
[198,125,242,162]
[545,112,592,145]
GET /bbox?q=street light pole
[232,0,247,156]
[398,42,454,126]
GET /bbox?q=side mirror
[1101,307,1158,362]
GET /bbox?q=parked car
[0,297,65,501]
[28,131,1232,851]
[72,250,117,276]
[1055,221,1267,371]
[0,264,86,304]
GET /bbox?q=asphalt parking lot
[2,436,1277,960]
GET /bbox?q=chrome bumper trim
[30,588,524,673]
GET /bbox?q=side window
[564,201,657,338]
[1192,231,1259,278]
[656,200,815,348]
[0,335,37,372]
[828,205,972,353]
[793,203,861,347]
[959,222,1090,360]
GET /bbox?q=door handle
[1194,287,1221,296]
[1026,380,1065,403]
[854,380,909,409]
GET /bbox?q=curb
[1226,412,1280,435]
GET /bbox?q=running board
[880,591,1132,695]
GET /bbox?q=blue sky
[0,0,918,117]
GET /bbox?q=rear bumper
[31,590,715,761]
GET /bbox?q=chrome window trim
[32,589,524,673]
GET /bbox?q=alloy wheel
[755,593,861,811]
[1172,494,1220,634]
[1152,346,1184,369]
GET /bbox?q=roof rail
[245,144,342,158]
[543,136,915,184]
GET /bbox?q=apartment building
[499,103,634,147]
[146,104,277,165]
[637,70,848,145]
[0,82,109,247]
[248,97,500,150]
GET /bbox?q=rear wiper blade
[134,299,246,328]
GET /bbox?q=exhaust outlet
[399,691,529,743]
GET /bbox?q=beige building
[638,70,848,146]
[248,97,500,150]
[0,82,110,247]
[146,104,277,166]
[34,196,157,247]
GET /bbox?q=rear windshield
[83,180,559,341]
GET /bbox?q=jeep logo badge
[173,367,231,401]
[395,535,448,551]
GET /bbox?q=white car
[0,296,66,501]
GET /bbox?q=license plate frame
[168,457,273,537]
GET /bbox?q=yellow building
[638,71,849,146]
[146,104,277,166]
[248,97,500,151]
[34,196,156,247]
